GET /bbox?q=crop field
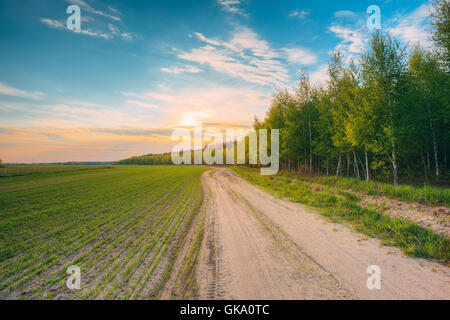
[0,165,209,299]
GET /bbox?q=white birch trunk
[365,149,370,181]
[336,154,341,177]
[353,149,360,180]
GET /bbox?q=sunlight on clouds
[125,100,159,109]
[0,122,253,163]
[0,82,44,99]
[160,66,202,74]
[130,84,271,125]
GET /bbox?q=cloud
[0,125,178,163]
[67,0,120,21]
[40,18,64,29]
[41,18,112,39]
[309,65,329,87]
[0,100,156,127]
[0,83,44,99]
[161,65,202,74]
[329,25,368,61]
[334,10,356,18]
[282,48,317,65]
[108,23,120,35]
[107,24,133,40]
[121,84,271,125]
[288,9,309,19]
[107,6,121,15]
[41,18,133,40]
[120,32,133,41]
[217,0,247,16]
[387,2,433,48]
[179,26,289,86]
[125,100,159,109]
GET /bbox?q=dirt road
[196,168,450,300]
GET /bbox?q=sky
[0,0,435,163]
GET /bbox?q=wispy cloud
[108,24,134,40]
[40,18,64,29]
[179,26,289,86]
[0,100,156,127]
[41,18,113,39]
[67,0,120,21]
[125,100,159,109]
[121,84,271,125]
[41,18,133,40]
[334,10,356,18]
[217,0,247,16]
[107,6,121,15]
[329,24,368,62]
[108,23,120,35]
[387,1,433,48]
[288,9,310,19]
[0,125,177,163]
[309,65,329,87]
[282,47,317,65]
[120,32,133,41]
[329,25,366,54]
[161,65,202,74]
[0,83,44,99]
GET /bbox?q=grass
[0,164,209,299]
[232,166,450,263]
[307,175,449,207]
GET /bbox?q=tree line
[115,153,173,165]
[254,1,449,185]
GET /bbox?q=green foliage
[256,29,449,185]
[115,153,173,165]
[431,0,450,68]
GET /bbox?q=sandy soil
[197,168,450,300]
[358,193,450,237]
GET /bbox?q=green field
[0,165,209,299]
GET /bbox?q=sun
[179,114,198,126]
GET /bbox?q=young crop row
[0,165,208,299]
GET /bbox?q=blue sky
[0,0,435,162]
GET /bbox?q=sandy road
[197,168,450,300]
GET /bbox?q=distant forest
[118,0,449,186]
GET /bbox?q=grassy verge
[232,166,450,263]
[281,173,450,207]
